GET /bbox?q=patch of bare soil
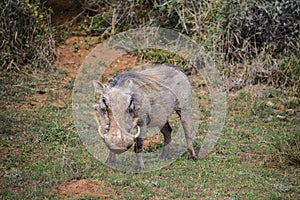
[102,53,145,80]
[20,36,99,111]
[56,36,99,79]
[144,135,164,151]
[0,146,22,168]
[0,146,23,189]
[0,146,22,156]
[56,179,118,199]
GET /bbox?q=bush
[227,0,300,62]
[223,0,300,90]
[0,0,56,71]
[51,0,300,93]
[71,0,179,37]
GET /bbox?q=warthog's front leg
[134,137,145,170]
[133,118,146,170]
[106,151,116,163]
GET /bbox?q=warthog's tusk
[95,115,105,139]
[134,126,141,138]
[98,127,105,139]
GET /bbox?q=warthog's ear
[93,80,106,94]
[125,79,134,91]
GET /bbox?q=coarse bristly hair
[108,64,183,92]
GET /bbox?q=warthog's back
[109,64,191,95]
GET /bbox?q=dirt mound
[56,179,117,199]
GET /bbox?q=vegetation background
[0,0,299,199]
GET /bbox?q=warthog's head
[93,80,140,154]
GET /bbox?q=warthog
[93,64,196,169]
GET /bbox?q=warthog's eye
[102,97,107,106]
[99,97,108,113]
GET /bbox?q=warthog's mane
[109,65,182,93]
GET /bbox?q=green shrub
[227,0,300,61]
[73,0,177,36]
[0,0,56,71]
[223,0,300,90]
[57,0,299,92]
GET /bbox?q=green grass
[0,71,299,199]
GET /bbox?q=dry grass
[62,0,299,94]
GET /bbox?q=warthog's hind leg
[177,109,197,160]
[134,137,145,170]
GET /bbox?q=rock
[276,115,286,120]
[266,101,275,108]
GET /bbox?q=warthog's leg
[133,118,147,170]
[106,151,116,163]
[177,109,197,160]
[134,136,145,170]
[160,121,172,159]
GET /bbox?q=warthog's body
[93,64,196,169]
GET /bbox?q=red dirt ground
[56,179,118,199]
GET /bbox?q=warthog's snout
[106,144,132,154]
[101,125,140,154]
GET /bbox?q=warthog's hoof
[188,154,197,160]
[188,147,197,160]
[134,165,145,172]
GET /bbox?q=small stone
[276,115,286,120]
[286,109,295,115]
[266,101,275,108]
